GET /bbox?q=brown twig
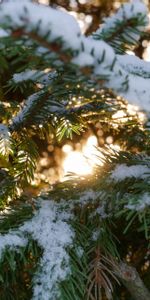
[115,261,150,300]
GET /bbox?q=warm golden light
[112,104,146,126]
[110,144,121,151]
[38,0,49,4]
[63,151,93,175]
[112,109,126,120]
[62,135,101,177]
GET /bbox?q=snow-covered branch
[1,0,150,112]
[93,0,148,53]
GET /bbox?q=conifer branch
[93,1,148,53]
[12,29,72,63]
[0,1,150,299]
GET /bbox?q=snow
[11,89,64,128]
[94,0,148,44]
[0,1,150,296]
[13,70,42,83]
[0,124,12,156]
[76,246,84,258]
[111,164,150,181]
[77,189,100,206]
[0,233,27,259]
[0,199,74,300]
[12,91,43,127]
[20,199,74,300]
[115,54,150,111]
[0,0,81,50]
[125,192,150,211]
[92,229,101,241]
[1,0,150,113]
[118,54,150,78]
[83,38,115,65]
[0,28,9,37]
[12,69,57,85]
[96,204,109,219]
[121,73,150,111]
[73,37,128,93]
[0,124,9,136]
[72,51,94,66]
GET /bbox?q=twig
[115,261,150,300]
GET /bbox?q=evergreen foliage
[0,0,150,299]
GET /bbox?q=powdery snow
[20,199,74,300]
[0,233,27,258]
[78,189,101,205]
[74,189,109,219]
[0,199,74,300]
[110,164,150,181]
[125,192,150,211]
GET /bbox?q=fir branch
[0,124,13,158]
[93,2,148,54]
[13,136,38,185]
[0,172,16,208]
[0,199,34,233]
[0,239,42,300]
[12,29,72,64]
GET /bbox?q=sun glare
[63,151,93,175]
[62,135,101,177]
[38,0,49,4]
[112,104,146,125]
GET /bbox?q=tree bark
[115,261,150,300]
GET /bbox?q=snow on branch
[10,92,43,130]
[110,164,150,181]
[0,124,13,157]
[0,199,74,300]
[117,54,150,79]
[12,69,43,83]
[0,0,81,51]
[93,0,148,53]
[0,0,150,112]
[125,192,150,211]
[117,54,150,111]
[0,28,9,37]
[0,233,27,258]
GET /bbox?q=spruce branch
[13,136,38,185]
[12,29,72,63]
[93,1,148,54]
[0,1,149,299]
[1,1,149,112]
[0,124,13,158]
[0,1,129,92]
